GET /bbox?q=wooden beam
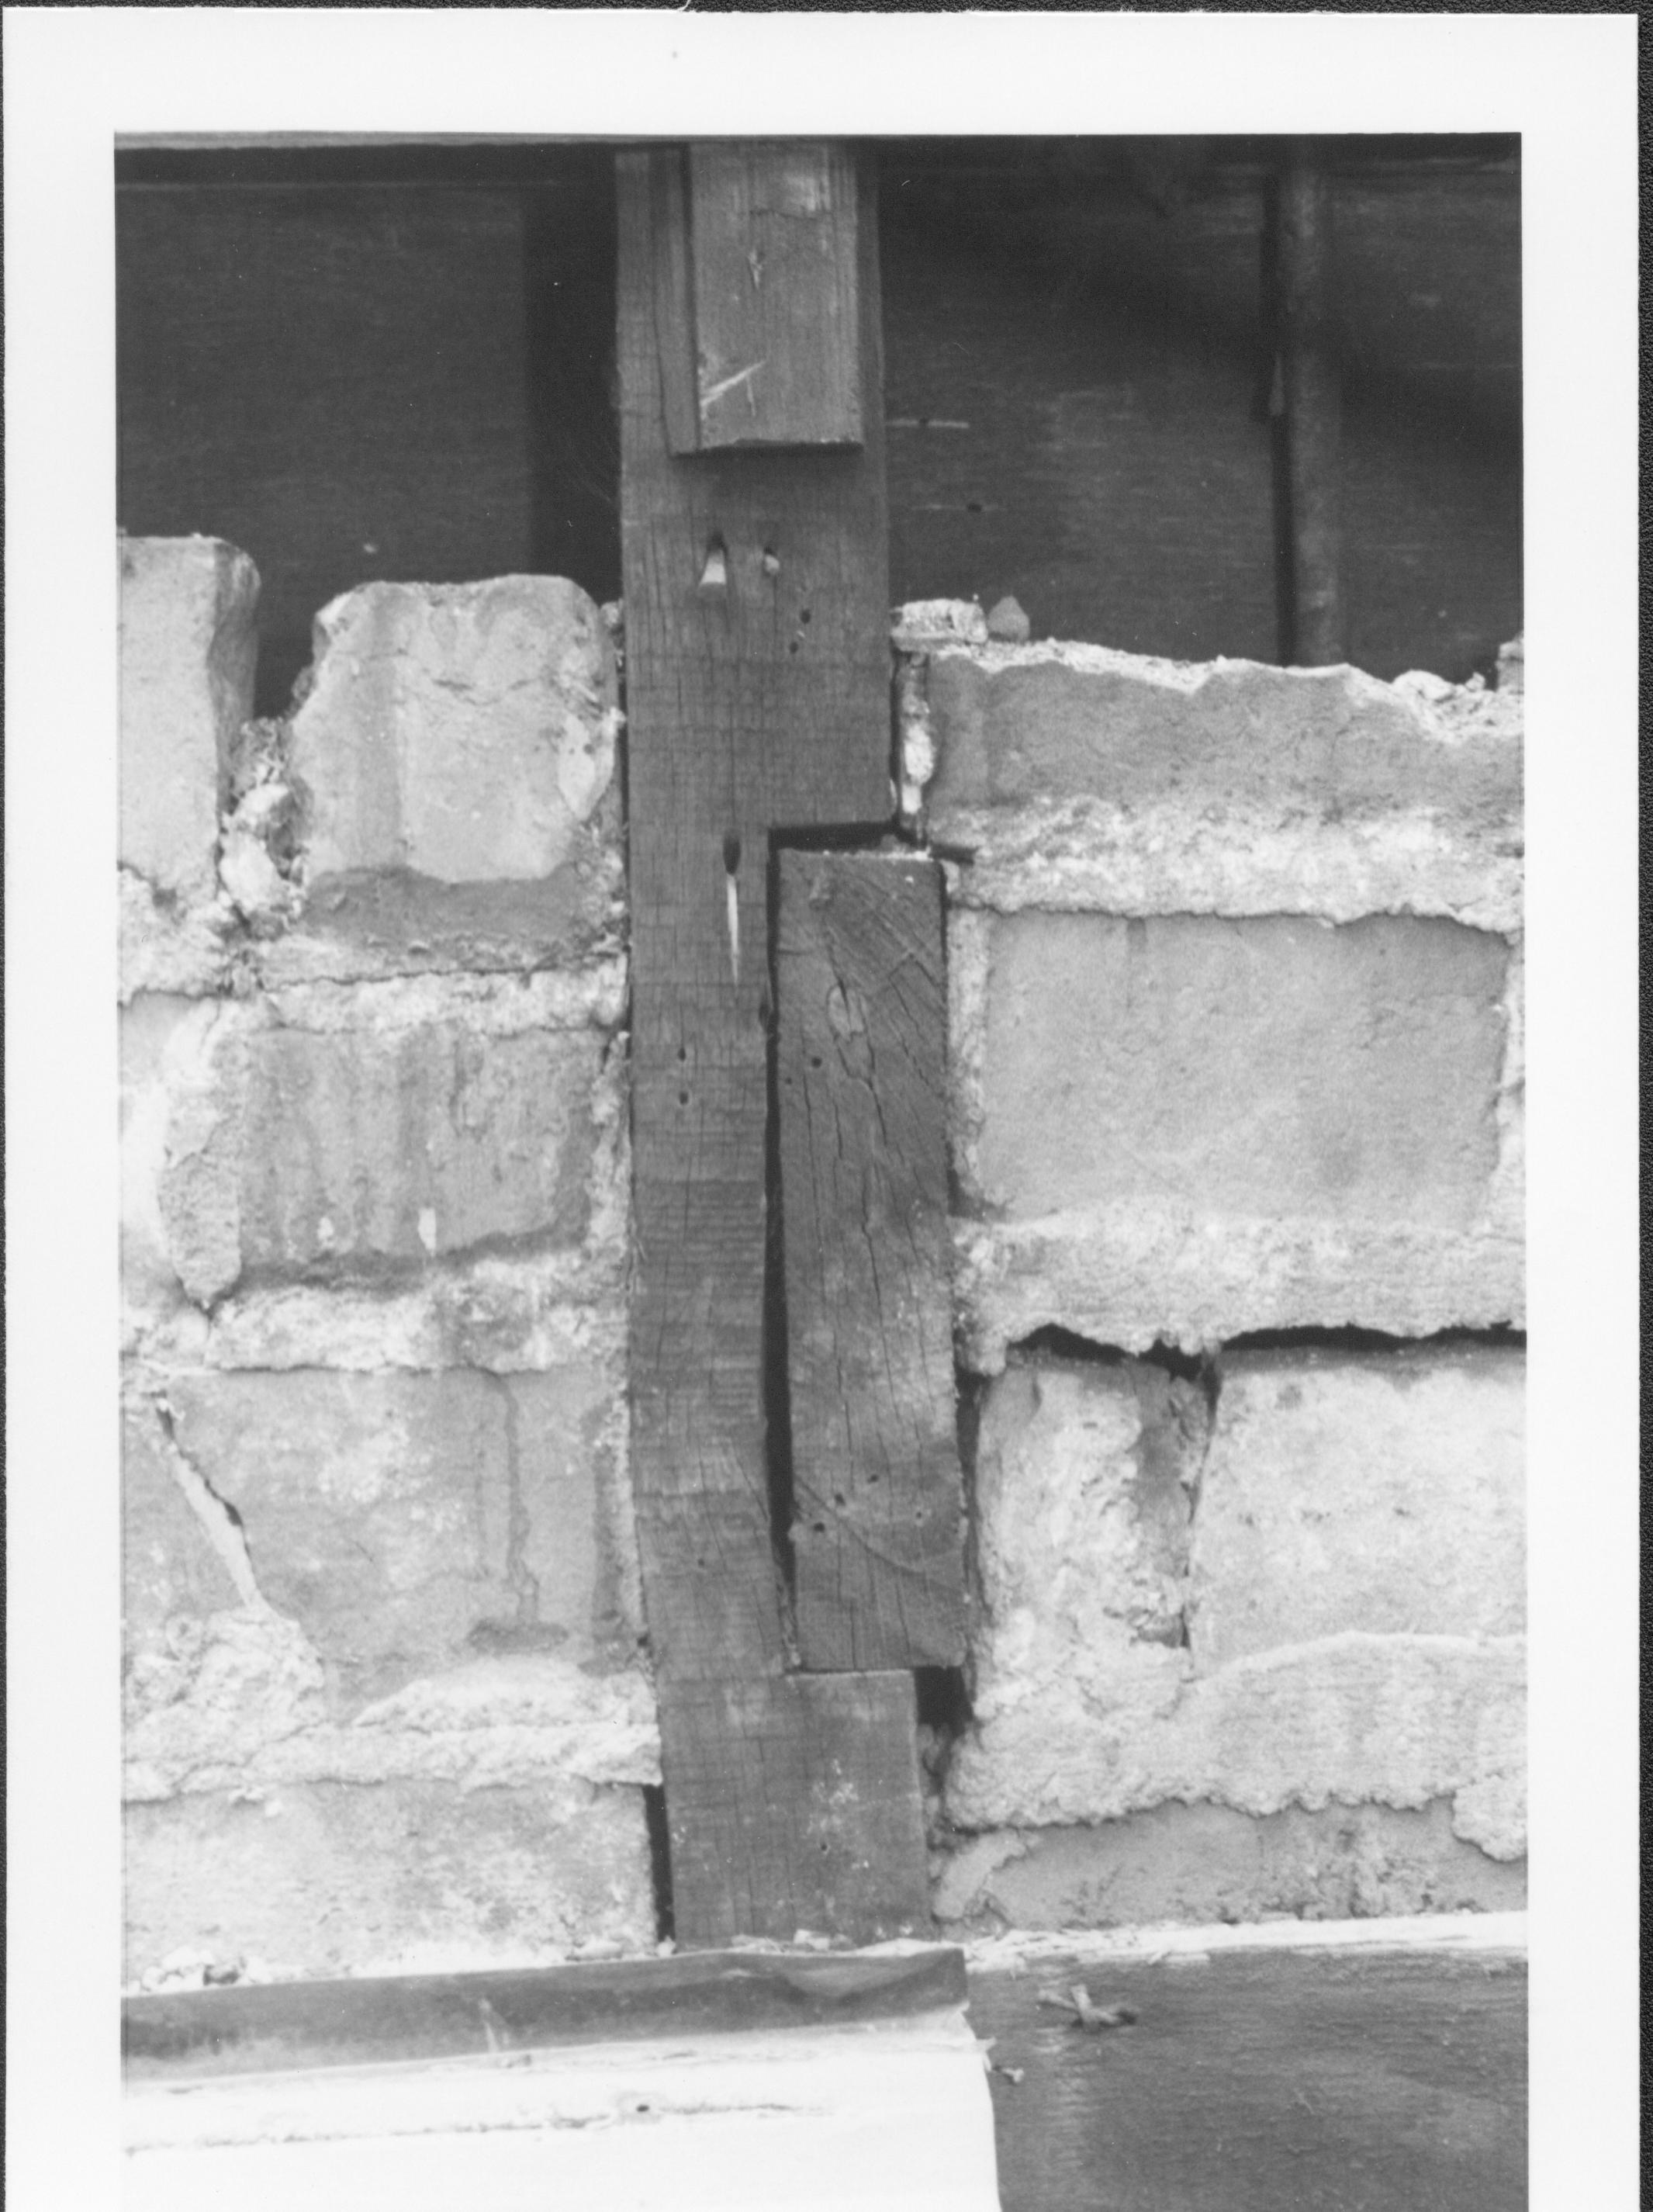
[684,142,863,451]
[776,850,964,1670]
[618,144,927,1946]
[662,1674,931,1942]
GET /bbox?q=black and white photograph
[4,13,1637,2211]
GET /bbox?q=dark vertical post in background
[1275,139,1346,666]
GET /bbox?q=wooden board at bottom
[662,1671,932,1946]
[969,1943,1526,2212]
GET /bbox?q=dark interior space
[116,135,1520,717]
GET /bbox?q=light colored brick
[925,642,1522,930]
[129,971,625,1308]
[124,1778,655,1985]
[164,1366,627,1705]
[289,576,619,884]
[950,907,1523,1359]
[1188,1348,1525,1667]
[975,912,1506,1226]
[119,536,258,898]
[238,1022,603,1270]
[949,1352,1524,1859]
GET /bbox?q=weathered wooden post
[617,140,963,1946]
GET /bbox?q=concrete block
[950,908,1523,1358]
[124,1777,655,1985]
[237,1022,603,1270]
[1189,1348,1525,1667]
[119,537,259,898]
[974,912,1506,1227]
[926,642,1522,929]
[952,1352,1523,1856]
[164,1366,628,1705]
[932,1798,1525,1932]
[289,576,620,884]
[132,970,626,1307]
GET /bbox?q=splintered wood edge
[124,1944,970,2082]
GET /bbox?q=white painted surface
[124,2009,1003,2212]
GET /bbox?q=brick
[119,536,259,898]
[1188,1348,1525,1668]
[237,1021,603,1270]
[925,642,1522,930]
[932,1799,1524,1932]
[133,974,624,1306]
[950,907,1523,1357]
[949,1353,1523,1856]
[124,1778,655,1985]
[165,1366,627,1703]
[975,912,1506,1226]
[289,576,619,884]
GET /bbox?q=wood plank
[125,1946,967,2082]
[662,1674,931,1945]
[776,851,964,1670]
[969,1944,1526,2212]
[618,145,922,1947]
[686,142,863,450]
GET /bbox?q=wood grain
[969,1944,1527,2212]
[662,1674,932,1944]
[618,146,925,1945]
[687,143,863,450]
[776,852,964,1670]
[126,1944,967,2081]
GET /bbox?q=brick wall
[119,542,1523,1975]
[119,539,656,1989]
[904,618,1524,1930]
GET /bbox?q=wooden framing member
[776,850,964,1671]
[617,141,941,1945]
